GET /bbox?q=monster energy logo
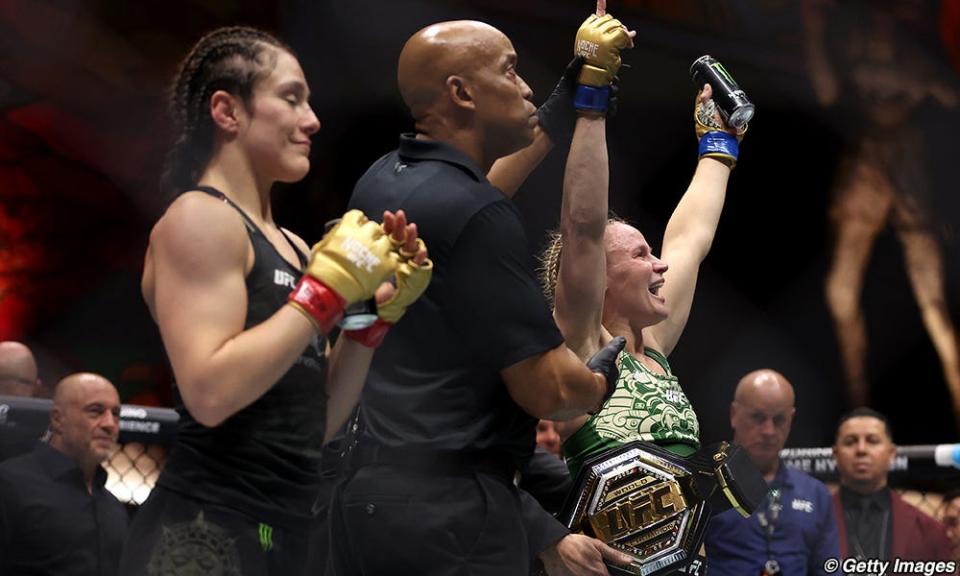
[258,522,273,552]
[710,62,736,85]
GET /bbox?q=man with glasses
[704,369,840,575]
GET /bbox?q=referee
[329,20,624,576]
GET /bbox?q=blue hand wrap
[574,85,610,112]
[698,131,739,161]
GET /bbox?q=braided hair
[161,26,293,194]
[538,216,626,307]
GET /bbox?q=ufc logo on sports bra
[274,270,297,289]
[341,237,381,273]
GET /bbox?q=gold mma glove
[345,236,433,348]
[694,94,746,168]
[378,238,433,324]
[575,13,631,86]
[288,209,398,334]
[573,13,632,112]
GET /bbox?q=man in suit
[833,407,952,571]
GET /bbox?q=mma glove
[573,12,632,113]
[694,94,747,168]
[538,59,624,148]
[586,336,626,414]
[536,57,583,146]
[288,210,398,334]
[344,236,433,348]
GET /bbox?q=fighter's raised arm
[646,83,737,356]
[487,0,634,199]
[545,56,752,494]
[537,1,632,360]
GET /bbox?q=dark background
[1,0,959,449]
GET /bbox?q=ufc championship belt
[558,441,766,576]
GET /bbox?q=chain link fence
[104,442,167,506]
[898,489,947,519]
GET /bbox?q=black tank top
[159,186,328,529]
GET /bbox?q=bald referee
[329,19,625,575]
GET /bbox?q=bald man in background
[330,18,629,576]
[0,340,45,462]
[0,373,128,576]
[704,369,839,576]
[0,341,41,397]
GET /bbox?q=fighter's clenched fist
[694,83,746,168]
[289,209,399,334]
[573,0,635,112]
[344,210,433,348]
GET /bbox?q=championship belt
[558,441,767,576]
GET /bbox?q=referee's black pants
[329,463,531,575]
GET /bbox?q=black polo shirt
[348,134,564,466]
[0,442,128,576]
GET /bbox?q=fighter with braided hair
[540,5,745,477]
[120,26,431,575]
